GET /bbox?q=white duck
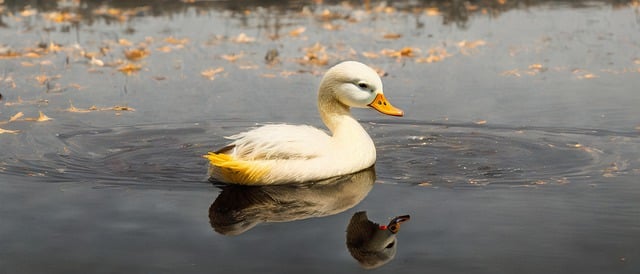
[205,61,403,185]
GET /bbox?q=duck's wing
[225,124,331,161]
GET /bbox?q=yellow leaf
[164,36,189,45]
[37,111,52,122]
[118,39,133,46]
[111,105,135,111]
[424,8,440,16]
[231,33,256,43]
[201,67,225,80]
[117,63,142,75]
[124,48,150,61]
[474,120,487,125]
[361,51,379,59]
[288,27,306,37]
[35,74,48,85]
[9,112,24,122]
[0,128,20,134]
[221,53,243,62]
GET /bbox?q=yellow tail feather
[204,152,270,185]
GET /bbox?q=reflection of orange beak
[387,215,411,234]
[368,93,404,117]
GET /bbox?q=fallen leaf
[424,8,440,16]
[383,33,402,39]
[322,23,341,31]
[231,33,255,43]
[0,128,20,134]
[124,48,150,61]
[289,27,306,37]
[501,69,521,77]
[221,53,243,62]
[35,75,48,85]
[67,101,91,113]
[23,52,41,58]
[416,47,451,63]
[458,40,486,55]
[474,120,487,125]
[37,111,52,122]
[418,181,432,187]
[381,47,417,58]
[9,112,24,122]
[164,36,189,45]
[301,43,329,66]
[118,39,133,46]
[44,11,80,23]
[201,67,225,80]
[118,63,142,75]
[361,51,379,59]
[156,46,172,53]
[112,106,135,111]
[20,9,38,17]
[89,57,104,66]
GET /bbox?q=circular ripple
[369,122,613,187]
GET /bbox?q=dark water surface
[1,1,639,273]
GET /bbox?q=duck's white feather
[226,124,331,161]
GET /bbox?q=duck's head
[319,61,404,117]
[346,211,411,269]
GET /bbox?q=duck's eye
[357,82,369,90]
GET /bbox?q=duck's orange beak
[368,93,404,117]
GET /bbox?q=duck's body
[206,61,403,185]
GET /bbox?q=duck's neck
[318,97,370,142]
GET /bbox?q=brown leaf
[383,33,402,40]
[124,48,150,61]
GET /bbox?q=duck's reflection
[209,166,376,236]
[346,211,411,269]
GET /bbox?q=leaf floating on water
[9,112,24,122]
[416,47,451,63]
[67,101,91,113]
[474,120,487,125]
[164,36,189,45]
[112,106,135,111]
[124,48,150,61]
[231,33,256,43]
[221,53,243,62]
[383,33,402,40]
[381,47,418,58]
[35,74,48,85]
[0,128,20,134]
[118,63,142,75]
[44,11,80,23]
[37,111,52,122]
[424,8,440,16]
[288,27,306,37]
[418,181,432,187]
[457,40,486,55]
[361,51,379,59]
[20,8,38,17]
[301,43,329,66]
[201,67,225,80]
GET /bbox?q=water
[1,1,639,273]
